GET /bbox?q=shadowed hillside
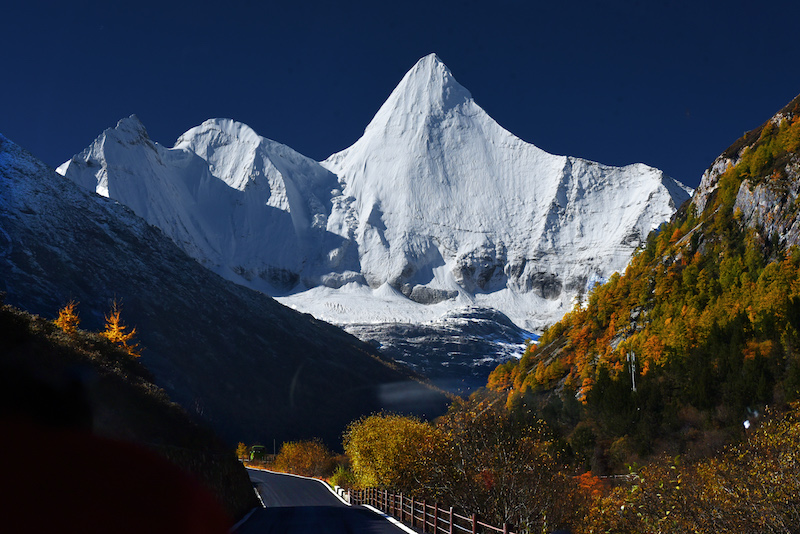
[0,298,258,521]
[0,133,449,449]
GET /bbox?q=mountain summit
[58,116,342,294]
[319,54,692,328]
[363,53,473,133]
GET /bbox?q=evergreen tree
[54,300,80,336]
[101,300,140,357]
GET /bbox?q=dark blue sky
[3,0,799,188]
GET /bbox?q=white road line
[362,505,418,534]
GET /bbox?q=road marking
[362,505,418,534]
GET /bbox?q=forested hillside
[488,93,800,471]
[330,93,800,534]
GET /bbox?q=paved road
[235,469,411,534]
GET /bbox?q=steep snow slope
[315,54,692,330]
[1,133,446,445]
[57,116,347,294]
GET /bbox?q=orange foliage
[487,366,512,391]
[54,300,80,335]
[101,300,140,357]
[742,339,774,361]
[575,471,608,499]
[273,440,334,478]
[643,334,666,366]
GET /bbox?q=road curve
[235,468,411,534]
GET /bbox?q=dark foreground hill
[0,300,258,522]
[0,133,449,449]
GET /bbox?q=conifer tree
[54,300,80,336]
[236,442,248,461]
[101,299,140,357]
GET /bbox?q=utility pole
[628,351,637,393]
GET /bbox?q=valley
[3,46,799,534]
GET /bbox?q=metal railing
[351,487,517,534]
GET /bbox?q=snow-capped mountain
[316,54,692,329]
[58,54,691,391]
[57,116,345,294]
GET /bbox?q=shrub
[272,439,334,478]
[328,465,356,489]
[343,413,451,495]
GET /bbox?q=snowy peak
[175,118,264,191]
[170,118,341,246]
[55,114,158,197]
[319,55,691,329]
[385,53,472,112]
[58,116,344,293]
[111,114,150,141]
[99,114,156,153]
[362,53,473,137]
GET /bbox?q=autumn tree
[54,300,80,336]
[236,442,249,461]
[273,440,335,478]
[437,395,579,532]
[583,406,800,533]
[101,299,140,357]
[343,413,452,496]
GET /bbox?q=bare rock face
[345,306,534,395]
[692,156,735,215]
[400,284,459,305]
[735,161,800,247]
[695,93,800,249]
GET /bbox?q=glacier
[58,53,692,391]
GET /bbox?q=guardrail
[351,487,517,534]
[333,485,351,504]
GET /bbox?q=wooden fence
[351,487,517,534]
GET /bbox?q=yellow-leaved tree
[236,442,249,461]
[101,300,140,357]
[54,300,81,335]
[343,413,451,496]
[272,440,334,478]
